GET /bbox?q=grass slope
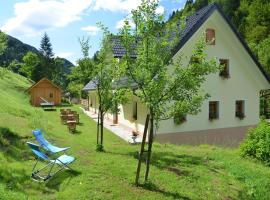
[0,68,270,200]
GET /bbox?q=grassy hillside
[0,68,270,200]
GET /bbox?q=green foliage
[67,81,84,98]
[254,37,270,75]
[240,120,270,165]
[0,31,7,55]
[7,60,23,74]
[20,52,40,79]
[67,37,94,97]
[79,36,91,59]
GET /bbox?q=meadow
[0,68,270,199]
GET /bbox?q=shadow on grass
[126,150,205,171]
[72,130,82,135]
[139,181,191,200]
[0,127,31,161]
[45,170,82,191]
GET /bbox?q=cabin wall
[29,80,61,106]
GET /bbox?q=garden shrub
[240,120,270,165]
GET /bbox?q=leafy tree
[0,31,7,56]
[20,52,40,79]
[120,0,218,185]
[89,26,129,151]
[52,57,67,89]
[7,59,23,73]
[256,37,270,75]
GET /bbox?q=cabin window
[219,59,230,78]
[133,101,137,120]
[49,93,53,98]
[209,101,219,120]
[174,114,187,125]
[236,100,245,119]
[206,28,215,45]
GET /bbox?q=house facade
[83,4,270,146]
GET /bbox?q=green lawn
[1,68,270,200]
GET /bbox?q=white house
[83,3,270,146]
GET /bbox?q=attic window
[49,93,53,98]
[219,59,230,78]
[206,28,215,45]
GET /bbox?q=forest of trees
[169,0,270,75]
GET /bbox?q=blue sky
[0,0,186,64]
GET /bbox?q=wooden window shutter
[206,28,215,45]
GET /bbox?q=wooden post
[97,110,100,145]
[135,114,150,186]
[100,113,104,148]
[144,113,154,181]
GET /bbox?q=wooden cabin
[27,78,61,106]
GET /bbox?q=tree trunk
[97,109,100,145]
[100,113,104,148]
[135,114,150,186]
[144,111,154,182]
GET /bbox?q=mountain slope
[0,34,74,68]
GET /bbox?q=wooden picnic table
[67,120,76,133]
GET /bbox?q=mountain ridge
[0,33,74,68]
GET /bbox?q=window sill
[236,116,245,120]
[209,118,219,121]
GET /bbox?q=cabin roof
[27,77,61,92]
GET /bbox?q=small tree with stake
[119,0,218,185]
[89,25,129,151]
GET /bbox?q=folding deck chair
[27,142,75,182]
[32,129,70,154]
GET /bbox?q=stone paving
[81,108,144,144]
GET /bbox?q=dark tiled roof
[82,80,97,91]
[83,77,138,91]
[111,36,137,58]
[111,4,215,58]
[178,4,214,48]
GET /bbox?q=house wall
[158,10,269,135]
[87,10,269,143]
[30,80,61,106]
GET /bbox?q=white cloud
[116,19,135,30]
[81,25,100,36]
[55,51,75,59]
[92,0,141,13]
[1,0,166,37]
[1,0,93,37]
[92,0,164,14]
[156,6,165,15]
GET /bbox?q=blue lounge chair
[32,129,70,154]
[27,142,75,182]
